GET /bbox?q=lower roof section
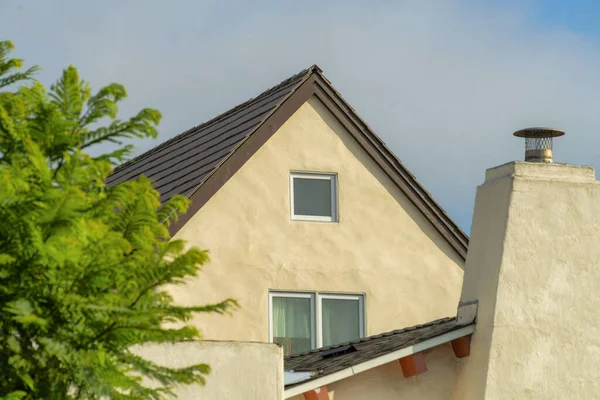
[284,317,475,398]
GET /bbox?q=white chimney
[454,140,600,398]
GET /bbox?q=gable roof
[106,65,469,259]
[284,317,476,397]
[105,68,311,203]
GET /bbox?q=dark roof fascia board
[167,72,317,235]
[311,76,468,259]
[168,68,469,261]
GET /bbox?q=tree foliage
[0,40,236,399]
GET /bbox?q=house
[131,151,600,400]
[116,66,598,398]
[277,151,600,400]
[107,65,469,356]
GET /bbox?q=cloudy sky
[2,0,600,233]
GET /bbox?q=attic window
[290,172,337,222]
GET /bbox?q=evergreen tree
[0,41,236,399]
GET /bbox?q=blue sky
[2,0,600,233]
[535,0,600,34]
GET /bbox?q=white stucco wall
[455,161,600,399]
[171,95,464,343]
[135,341,283,399]
[330,345,458,400]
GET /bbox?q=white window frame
[268,292,316,350]
[289,172,338,222]
[268,291,365,350]
[316,293,365,348]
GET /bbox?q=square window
[290,173,337,222]
[269,291,364,355]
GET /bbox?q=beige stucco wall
[288,345,458,400]
[135,341,283,399]
[455,161,600,399]
[172,96,464,342]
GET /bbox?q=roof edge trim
[283,324,476,398]
[166,69,317,235]
[311,75,468,258]
[185,67,318,200]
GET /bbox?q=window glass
[321,298,360,347]
[272,296,312,355]
[293,177,333,218]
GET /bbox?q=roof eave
[283,323,476,398]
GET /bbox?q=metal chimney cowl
[513,127,565,163]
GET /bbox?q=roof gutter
[284,324,476,399]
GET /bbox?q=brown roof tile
[106,67,314,203]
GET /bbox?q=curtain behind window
[272,297,312,355]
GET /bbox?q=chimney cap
[513,127,565,139]
[513,127,565,163]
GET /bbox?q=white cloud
[3,0,600,230]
